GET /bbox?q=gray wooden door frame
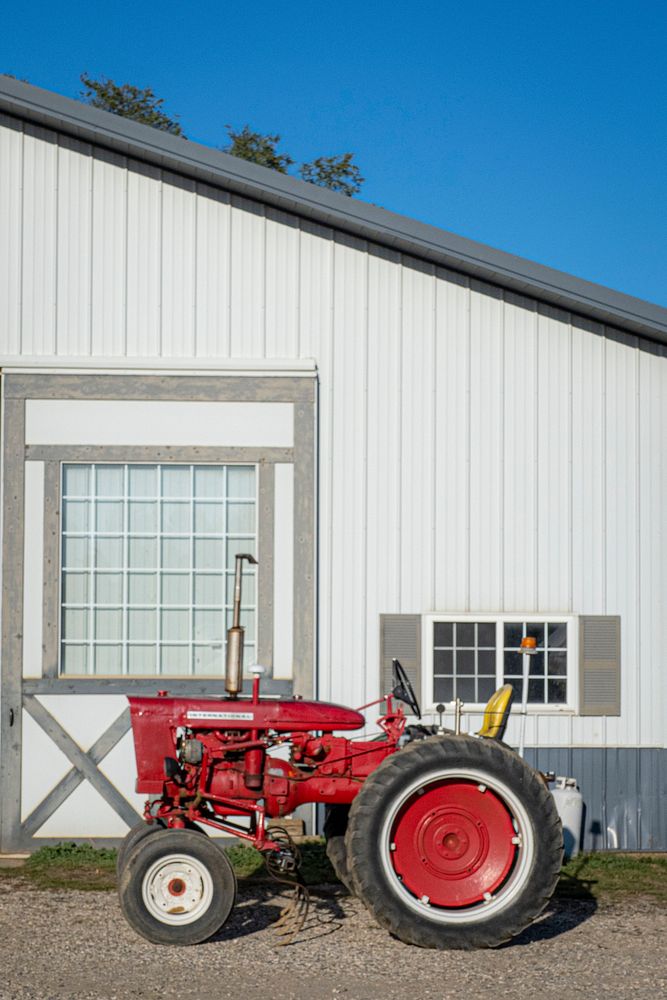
[0,372,316,852]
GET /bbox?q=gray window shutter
[579,615,621,716]
[380,614,421,700]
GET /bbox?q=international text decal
[186,710,254,721]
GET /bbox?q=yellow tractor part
[477,684,514,741]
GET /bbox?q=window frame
[421,613,579,714]
[58,461,260,679]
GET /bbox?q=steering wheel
[392,658,421,719]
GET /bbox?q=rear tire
[118,828,236,946]
[323,805,354,894]
[346,735,562,949]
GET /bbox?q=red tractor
[117,555,563,949]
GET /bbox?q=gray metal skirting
[524,747,667,851]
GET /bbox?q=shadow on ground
[507,898,597,947]
[218,874,598,950]
[212,884,351,945]
[499,859,600,947]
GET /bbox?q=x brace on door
[21,697,140,837]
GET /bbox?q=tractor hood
[128,695,365,734]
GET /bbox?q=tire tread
[346,735,563,949]
[118,828,236,946]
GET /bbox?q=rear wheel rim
[141,853,214,926]
[379,766,535,924]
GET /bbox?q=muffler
[225,552,258,698]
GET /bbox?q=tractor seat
[477,684,514,741]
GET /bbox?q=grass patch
[556,852,667,903]
[6,842,118,891]
[224,843,265,879]
[1,837,337,892]
[3,841,665,902]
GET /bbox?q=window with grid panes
[60,464,257,676]
[502,621,568,704]
[433,621,497,704]
[428,616,574,708]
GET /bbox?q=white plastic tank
[550,776,584,860]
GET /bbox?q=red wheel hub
[167,878,186,896]
[390,780,517,907]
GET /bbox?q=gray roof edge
[2,76,666,344]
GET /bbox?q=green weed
[2,840,665,901]
[556,852,667,902]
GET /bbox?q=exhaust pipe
[225,553,258,698]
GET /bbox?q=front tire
[116,818,204,875]
[346,735,562,949]
[116,819,166,875]
[118,829,236,946]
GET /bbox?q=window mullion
[121,465,129,677]
[156,466,163,677]
[189,465,194,677]
[88,465,95,675]
[223,465,228,676]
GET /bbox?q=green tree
[80,74,184,136]
[78,75,365,194]
[223,125,293,173]
[225,129,364,196]
[299,153,364,197]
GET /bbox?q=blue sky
[4,2,666,306]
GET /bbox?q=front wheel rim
[141,853,214,926]
[379,767,535,924]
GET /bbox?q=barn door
[0,372,316,852]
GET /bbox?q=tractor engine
[176,729,387,816]
[128,690,400,830]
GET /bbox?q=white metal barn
[1,77,666,854]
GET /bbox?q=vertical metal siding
[434,270,470,612]
[265,208,300,360]
[21,124,57,355]
[2,122,667,751]
[328,235,368,709]
[637,350,667,752]
[469,281,504,611]
[400,260,436,613]
[0,115,21,355]
[570,321,607,748]
[230,196,265,358]
[525,748,667,851]
[126,162,162,357]
[56,138,92,356]
[604,335,640,748]
[537,306,572,613]
[365,247,402,708]
[194,184,231,358]
[570,327,606,611]
[90,151,127,356]
[161,173,196,358]
[502,293,538,613]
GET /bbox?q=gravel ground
[0,880,665,1000]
